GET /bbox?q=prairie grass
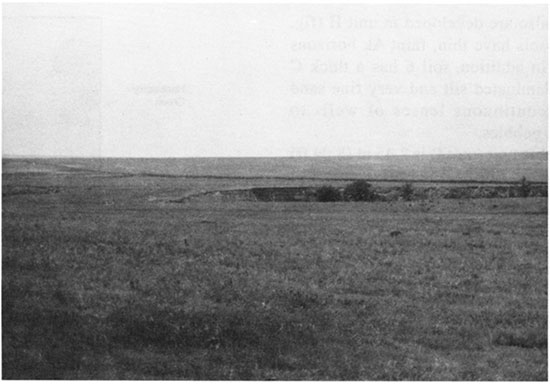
[2,171,547,380]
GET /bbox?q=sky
[2,4,548,157]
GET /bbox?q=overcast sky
[3,4,548,157]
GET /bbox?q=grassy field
[2,158,548,379]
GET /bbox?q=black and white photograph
[2,2,548,380]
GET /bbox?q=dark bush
[400,183,414,201]
[343,180,376,201]
[519,176,531,197]
[316,186,341,202]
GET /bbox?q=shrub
[400,183,414,201]
[343,180,375,201]
[316,186,341,202]
[445,187,471,199]
[519,176,531,197]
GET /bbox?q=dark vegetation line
[173,180,547,203]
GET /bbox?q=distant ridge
[3,152,547,183]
